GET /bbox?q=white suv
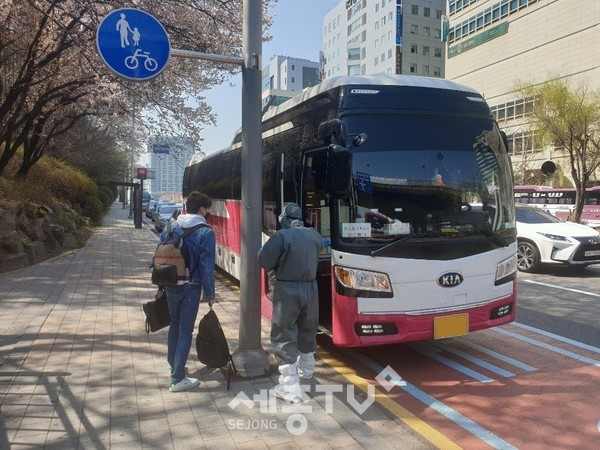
[516,205,600,272]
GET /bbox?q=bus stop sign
[96,8,171,81]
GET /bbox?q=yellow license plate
[434,313,469,339]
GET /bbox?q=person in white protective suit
[258,203,324,403]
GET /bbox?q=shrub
[82,196,104,225]
[98,185,116,206]
[29,156,98,205]
[99,183,118,201]
[97,189,112,211]
[21,202,46,219]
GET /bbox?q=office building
[322,0,446,79]
[444,0,600,184]
[262,55,320,111]
[147,138,196,200]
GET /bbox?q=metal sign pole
[231,0,270,377]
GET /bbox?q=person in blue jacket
[258,203,323,403]
[160,191,216,392]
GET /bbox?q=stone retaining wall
[0,201,90,273]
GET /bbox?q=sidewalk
[0,202,431,449]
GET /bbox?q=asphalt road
[516,264,600,347]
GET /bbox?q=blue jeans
[166,283,201,383]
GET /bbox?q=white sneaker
[169,376,199,392]
[297,367,313,379]
[269,385,303,404]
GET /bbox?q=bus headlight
[334,266,393,298]
[495,255,517,286]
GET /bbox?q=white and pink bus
[514,185,600,228]
[184,75,517,347]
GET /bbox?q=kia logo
[437,272,464,287]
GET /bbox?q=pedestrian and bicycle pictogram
[96,8,170,81]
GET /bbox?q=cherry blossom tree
[0,0,275,177]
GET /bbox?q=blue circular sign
[96,8,171,81]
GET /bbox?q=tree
[517,77,600,223]
[0,0,275,177]
[46,117,128,185]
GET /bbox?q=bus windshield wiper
[370,233,433,256]
[369,226,508,256]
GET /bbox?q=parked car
[149,200,174,223]
[142,190,151,211]
[146,200,159,219]
[516,205,600,272]
[154,203,183,233]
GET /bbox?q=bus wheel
[517,240,540,273]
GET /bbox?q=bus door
[301,149,333,323]
[301,150,331,245]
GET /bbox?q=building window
[423,26,430,37]
[291,65,295,70]
[410,24,418,35]
[411,5,418,15]
[434,28,441,39]
[422,65,429,75]
[434,47,442,57]
[410,63,417,73]
[422,46,430,56]
[434,67,441,77]
[424,7,430,17]
[449,0,536,44]
[348,47,361,61]
[291,77,295,83]
[410,44,417,54]
[375,56,379,66]
[492,5,500,21]
[348,64,360,76]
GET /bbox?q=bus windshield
[336,115,515,247]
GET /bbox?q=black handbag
[143,288,170,333]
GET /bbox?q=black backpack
[196,308,236,389]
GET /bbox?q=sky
[199,0,339,153]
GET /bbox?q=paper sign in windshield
[342,223,372,238]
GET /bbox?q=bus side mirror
[500,130,509,153]
[327,145,352,196]
[318,119,346,146]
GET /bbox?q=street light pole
[128,108,135,219]
[231,0,270,377]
